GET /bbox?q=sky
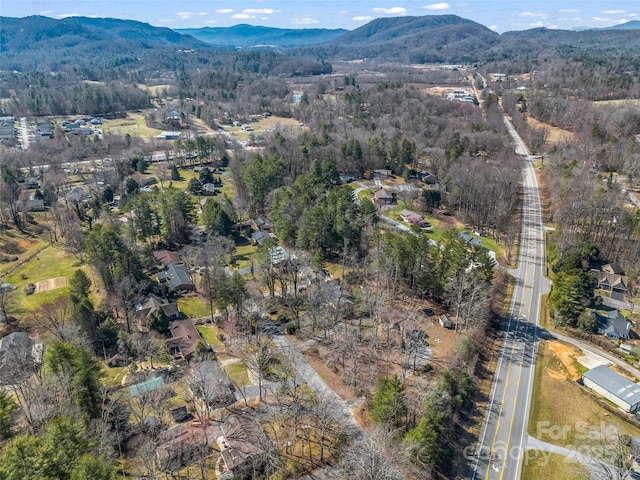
[1,0,638,33]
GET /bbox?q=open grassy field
[521,452,588,480]
[102,113,162,138]
[526,116,576,145]
[137,84,172,97]
[528,340,640,448]
[0,233,48,277]
[594,99,640,107]
[4,244,92,314]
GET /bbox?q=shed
[582,365,640,412]
[439,314,454,329]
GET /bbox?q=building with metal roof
[582,365,640,412]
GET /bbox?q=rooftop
[582,365,640,407]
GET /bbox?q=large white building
[582,365,640,413]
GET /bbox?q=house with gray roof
[136,294,181,321]
[189,360,236,408]
[157,263,193,292]
[582,365,640,412]
[596,309,631,340]
[458,231,482,248]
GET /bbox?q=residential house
[217,415,273,480]
[137,294,181,321]
[603,263,624,275]
[65,186,86,203]
[251,230,268,246]
[26,195,45,212]
[156,422,218,472]
[339,175,355,184]
[373,169,393,179]
[373,188,394,207]
[202,183,218,196]
[0,116,15,141]
[36,119,54,139]
[165,321,204,361]
[591,267,628,297]
[25,177,39,189]
[458,231,483,248]
[421,172,438,185]
[0,331,43,385]
[154,250,181,269]
[157,263,193,292]
[596,309,631,340]
[167,109,182,121]
[251,216,273,231]
[189,360,236,408]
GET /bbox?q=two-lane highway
[470,117,550,480]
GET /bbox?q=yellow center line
[484,189,533,480]
[498,170,541,480]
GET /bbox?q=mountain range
[175,24,347,48]
[2,14,640,74]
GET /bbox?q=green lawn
[164,168,197,191]
[234,242,260,269]
[177,296,212,319]
[521,452,587,480]
[4,245,91,314]
[0,233,48,277]
[102,113,162,138]
[196,325,223,347]
[223,360,250,387]
[102,366,128,388]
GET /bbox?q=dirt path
[271,334,402,477]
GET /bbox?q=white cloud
[488,25,498,31]
[629,13,638,17]
[243,8,276,15]
[232,13,251,19]
[56,13,80,18]
[216,8,233,14]
[291,16,319,24]
[373,7,407,15]
[205,20,218,24]
[353,15,373,21]
[559,9,580,14]
[423,2,450,10]
[39,10,53,15]
[339,10,348,15]
[176,11,193,19]
[591,16,610,22]
[601,10,625,15]
[197,12,207,16]
[520,11,548,19]
[529,21,545,28]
